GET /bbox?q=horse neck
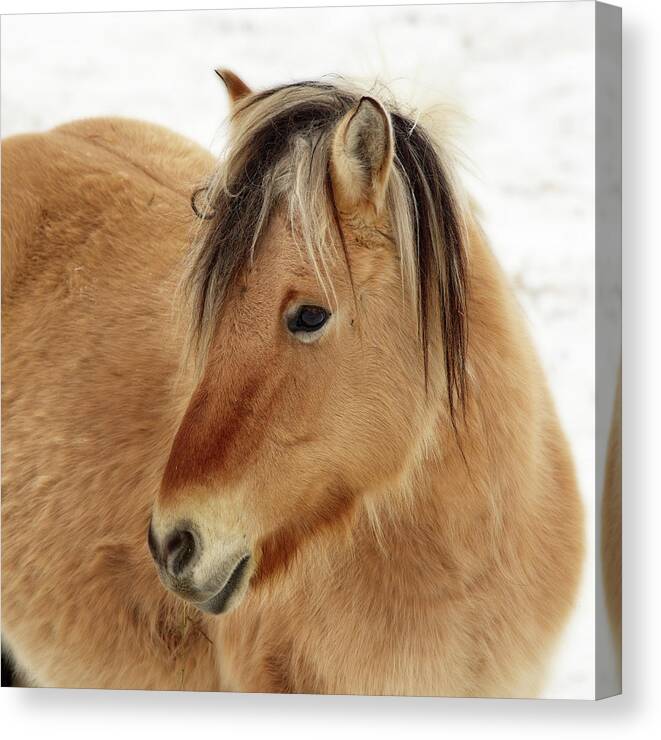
[348,424,499,599]
[345,224,545,595]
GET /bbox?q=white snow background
[0,1,597,699]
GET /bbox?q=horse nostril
[163,528,197,578]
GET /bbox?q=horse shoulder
[1,132,51,301]
[2,118,214,305]
[52,117,215,191]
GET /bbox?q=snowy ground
[1,2,599,699]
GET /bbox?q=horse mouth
[195,554,252,615]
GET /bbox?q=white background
[0,0,658,737]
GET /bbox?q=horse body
[2,78,583,695]
[2,119,219,688]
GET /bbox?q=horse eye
[287,305,330,334]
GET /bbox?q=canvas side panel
[595,0,622,701]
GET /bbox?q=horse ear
[214,68,252,106]
[330,96,394,217]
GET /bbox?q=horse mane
[183,79,469,418]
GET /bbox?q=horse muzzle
[147,518,253,615]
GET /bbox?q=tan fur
[2,87,583,694]
[2,119,220,689]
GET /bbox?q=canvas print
[0,1,621,699]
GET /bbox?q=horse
[1,71,584,696]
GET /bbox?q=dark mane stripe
[389,112,468,417]
[185,80,468,417]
